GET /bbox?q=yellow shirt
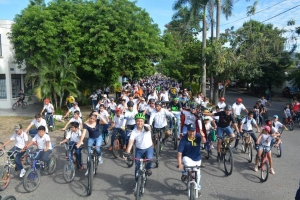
[115,86,122,93]
[66,96,75,103]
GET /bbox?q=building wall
[0,20,37,108]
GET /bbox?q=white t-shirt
[160,92,169,102]
[90,94,98,101]
[259,99,268,106]
[129,125,152,149]
[113,115,125,128]
[182,110,196,127]
[212,110,219,121]
[241,116,256,131]
[99,110,109,120]
[43,103,54,113]
[272,121,283,132]
[10,131,28,149]
[195,97,203,105]
[118,104,127,112]
[217,102,226,111]
[146,105,155,116]
[66,130,82,144]
[123,110,138,126]
[69,107,82,117]
[205,123,212,133]
[148,94,158,101]
[31,119,48,133]
[201,101,209,108]
[32,134,53,150]
[108,102,117,110]
[260,134,272,146]
[69,117,82,129]
[149,108,174,128]
[138,102,148,111]
[232,103,246,115]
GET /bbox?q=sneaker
[146,170,152,176]
[253,165,258,172]
[85,170,89,176]
[270,168,275,174]
[20,169,26,178]
[98,156,103,164]
[50,125,53,128]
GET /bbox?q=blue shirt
[83,119,101,139]
[178,134,202,161]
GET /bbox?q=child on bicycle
[203,116,216,150]
[59,122,83,170]
[17,89,25,105]
[283,103,292,125]
[254,126,275,174]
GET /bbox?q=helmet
[149,98,155,103]
[237,98,242,103]
[173,97,179,101]
[273,115,278,119]
[262,126,270,132]
[110,98,114,101]
[220,97,225,101]
[225,105,232,111]
[44,99,50,103]
[155,101,162,106]
[135,113,146,120]
[127,101,134,107]
[190,104,197,109]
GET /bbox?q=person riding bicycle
[168,97,182,138]
[169,84,178,99]
[143,98,156,123]
[232,111,260,151]
[123,101,138,146]
[179,93,189,108]
[204,105,238,162]
[265,119,282,148]
[217,97,226,111]
[108,98,117,115]
[63,102,82,119]
[283,103,293,125]
[178,124,206,192]
[258,95,271,107]
[124,113,154,185]
[253,126,275,174]
[65,94,75,109]
[0,124,29,177]
[16,89,25,105]
[181,104,198,136]
[24,113,48,138]
[149,101,175,145]
[232,98,248,125]
[23,125,53,169]
[98,104,110,142]
[272,115,288,132]
[108,108,126,150]
[59,122,83,170]
[40,98,55,128]
[76,111,108,175]
[137,97,147,113]
[291,97,300,121]
[89,92,98,110]
[61,110,82,131]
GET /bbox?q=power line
[261,4,300,23]
[220,0,287,26]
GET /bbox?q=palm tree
[173,0,210,96]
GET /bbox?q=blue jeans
[169,113,181,136]
[46,113,53,126]
[135,146,154,177]
[101,124,109,137]
[216,126,234,138]
[87,135,103,160]
[8,146,25,171]
[92,100,97,110]
[35,149,52,164]
[68,141,82,167]
[111,128,126,147]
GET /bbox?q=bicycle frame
[184,166,201,199]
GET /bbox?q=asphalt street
[0,91,299,200]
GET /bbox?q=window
[0,74,6,99]
[11,74,21,98]
[0,34,2,57]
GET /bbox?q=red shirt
[292,102,300,112]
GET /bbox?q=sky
[0,0,299,50]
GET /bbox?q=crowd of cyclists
[1,73,300,198]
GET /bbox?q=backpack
[243,116,255,125]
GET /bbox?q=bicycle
[0,149,23,191]
[272,128,284,158]
[240,130,254,163]
[153,127,164,168]
[63,142,79,183]
[292,111,300,127]
[181,165,201,200]
[44,113,56,132]
[86,145,100,196]
[205,130,216,160]
[284,117,294,131]
[111,128,134,168]
[170,118,179,150]
[23,147,57,192]
[257,146,271,182]
[219,134,234,175]
[12,100,27,111]
[124,153,152,200]
[101,125,110,146]
[0,195,16,200]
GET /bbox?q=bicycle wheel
[87,161,94,196]
[63,162,75,183]
[104,133,110,146]
[135,175,142,200]
[0,166,10,191]
[173,128,178,150]
[223,147,234,176]
[2,195,17,200]
[51,119,56,131]
[23,168,41,192]
[112,138,120,158]
[189,183,195,200]
[93,153,98,175]
[155,139,160,168]
[261,161,269,182]
[125,144,134,168]
[0,142,4,157]
[12,103,17,111]
[241,137,247,153]
[288,121,294,131]
[47,155,57,175]
[277,143,282,158]
[22,102,27,109]
[247,142,253,163]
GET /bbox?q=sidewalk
[0,102,43,117]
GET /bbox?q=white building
[0,20,37,108]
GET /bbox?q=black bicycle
[86,146,100,196]
[124,153,152,200]
[219,134,234,176]
[153,127,164,168]
[171,118,179,150]
[63,142,81,183]
[0,195,16,200]
[44,113,55,132]
[12,100,27,111]
[240,130,254,163]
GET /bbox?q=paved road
[0,91,299,200]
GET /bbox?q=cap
[14,124,22,131]
[262,126,270,132]
[273,115,278,119]
[203,110,210,114]
[103,94,107,98]
[187,124,196,131]
[116,108,122,113]
[73,102,78,105]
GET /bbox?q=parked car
[282,87,300,98]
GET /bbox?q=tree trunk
[213,81,219,105]
[210,9,214,101]
[201,8,207,96]
[216,0,221,39]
